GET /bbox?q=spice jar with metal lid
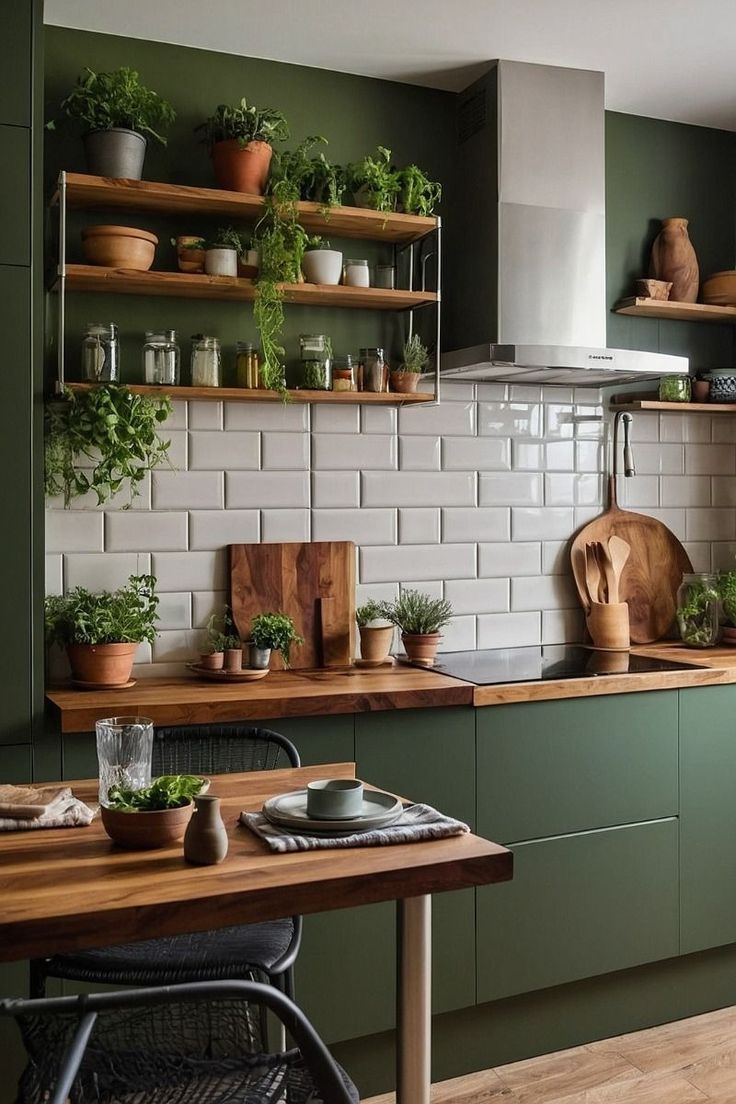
[332,354,356,392]
[143,330,180,386]
[359,347,387,392]
[82,322,119,382]
[190,335,221,387]
[299,333,332,390]
[236,341,260,388]
[344,258,370,287]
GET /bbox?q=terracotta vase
[401,632,441,666]
[359,624,394,663]
[67,642,138,687]
[649,218,699,303]
[184,795,229,865]
[390,371,421,394]
[211,139,273,194]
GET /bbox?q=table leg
[397,894,432,1104]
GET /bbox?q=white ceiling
[46,0,736,131]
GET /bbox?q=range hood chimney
[441,61,688,386]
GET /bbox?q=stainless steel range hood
[441,61,688,386]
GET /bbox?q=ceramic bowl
[101,802,193,850]
[306,779,364,819]
[81,225,157,271]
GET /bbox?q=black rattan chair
[30,725,302,1006]
[2,980,357,1104]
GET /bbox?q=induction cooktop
[423,646,703,686]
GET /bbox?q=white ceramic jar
[302,248,343,286]
[205,247,238,277]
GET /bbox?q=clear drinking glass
[96,716,154,806]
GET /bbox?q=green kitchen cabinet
[265,714,355,767]
[0,126,30,267]
[680,684,736,954]
[0,745,33,783]
[477,692,679,843]
[477,818,679,1002]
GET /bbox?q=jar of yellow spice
[236,341,260,388]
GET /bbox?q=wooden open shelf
[610,391,736,414]
[59,264,437,310]
[53,173,438,244]
[65,382,434,405]
[614,297,736,324]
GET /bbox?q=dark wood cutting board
[229,541,356,669]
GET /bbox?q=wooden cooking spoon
[607,535,631,605]
[584,543,602,609]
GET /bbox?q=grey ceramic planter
[84,128,147,180]
[249,645,272,670]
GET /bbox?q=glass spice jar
[299,333,331,391]
[82,322,119,382]
[143,330,180,386]
[659,375,692,403]
[344,259,370,287]
[373,264,395,289]
[359,347,387,392]
[676,573,721,648]
[236,341,260,388]
[190,335,221,387]
[332,354,356,392]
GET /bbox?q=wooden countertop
[46,664,474,733]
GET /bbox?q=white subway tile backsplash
[400,579,444,598]
[399,400,475,436]
[437,381,476,402]
[64,552,151,591]
[629,412,659,442]
[476,384,507,402]
[514,441,575,472]
[313,434,396,470]
[541,386,574,405]
[45,555,63,595]
[683,542,712,573]
[437,615,477,652]
[312,405,360,433]
[512,507,574,541]
[511,574,577,611]
[479,542,540,577]
[685,443,736,475]
[156,592,192,631]
[162,402,187,430]
[47,511,104,553]
[261,509,311,542]
[686,508,736,541]
[46,474,152,512]
[189,509,259,550]
[152,551,226,592]
[362,471,475,507]
[164,431,188,470]
[106,511,188,552]
[510,384,542,402]
[191,590,227,628]
[711,542,736,572]
[356,581,399,607]
[152,471,224,510]
[188,403,223,430]
[224,402,308,432]
[442,508,509,543]
[542,541,568,576]
[152,630,194,664]
[620,476,659,508]
[542,608,584,645]
[573,387,602,405]
[398,508,440,544]
[227,471,310,509]
[575,441,604,472]
[188,431,259,471]
[312,471,359,508]
[544,474,602,507]
[659,414,711,443]
[313,508,396,545]
[479,472,542,506]
[633,443,683,475]
[442,437,511,471]
[477,612,541,648]
[479,402,542,438]
[399,436,441,471]
[360,543,475,583]
[712,476,736,507]
[262,432,309,470]
[660,476,710,508]
[711,418,736,443]
[444,578,508,615]
[544,404,575,440]
[361,406,397,434]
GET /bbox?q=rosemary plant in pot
[49,66,175,180]
[356,600,394,664]
[387,590,453,666]
[44,574,159,687]
[390,333,429,394]
[249,613,304,669]
[196,99,289,194]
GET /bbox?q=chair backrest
[152,725,300,776]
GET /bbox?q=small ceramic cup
[306,778,364,820]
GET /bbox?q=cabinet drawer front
[477,691,678,842]
[477,818,679,1003]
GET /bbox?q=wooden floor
[365,1006,736,1103]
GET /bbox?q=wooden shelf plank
[54,173,438,244]
[614,297,736,324]
[65,382,434,405]
[60,264,437,310]
[610,396,736,414]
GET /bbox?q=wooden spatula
[584,543,602,609]
[607,535,631,605]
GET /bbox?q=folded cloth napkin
[0,783,72,819]
[0,787,97,831]
[240,802,470,853]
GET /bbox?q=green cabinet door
[680,684,736,954]
[477,818,679,1002]
[477,691,678,843]
[297,707,476,1044]
[0,744,32,782]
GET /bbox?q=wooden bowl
[702,271,736,306]
[101,802,193,850]
[82,225,158,271]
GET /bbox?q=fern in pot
[356,600,394,664]
[386,590,453,666]
[44,574,159,687]
[390,334,429,394]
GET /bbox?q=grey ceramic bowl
[306,778,365,820]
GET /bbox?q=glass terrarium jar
[659,375,692,402]
[299,333,331,390]
[676,573,721,648]
[82,322,119,382]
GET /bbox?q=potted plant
[101,774,206,850]
[199,614,226,669]
[719,572,736,643]
[249,612,304,669]
[397,164,442,216]
[386,589,453,666]
[301,235,343,286]
[45,384,172,508]
[44,574,159,687]
[48,66,175,180]
[196,99,289,194]
[347,146,400,212]
[204,226,242,277]
[222,608,243,671]
[237,235,259,278]
[390,334,429,394]
[172,235,206,273]
[269,135,346,211]
[356,600,394,664]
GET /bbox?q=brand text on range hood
[441,61,687,386]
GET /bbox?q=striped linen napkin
[239,803,470,853]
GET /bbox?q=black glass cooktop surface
[426,646,703,686]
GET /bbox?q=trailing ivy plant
[45,384,172,508]
[48,67,175,144]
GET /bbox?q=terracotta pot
[81,225,157,271]
[692,378,711,402]
[390,371,421,394]
[67,642,138,687]
[199,651,224,670]
[184,794,229,865]
[224,648,243,671]
[649,218,699,303]
[101,802,193,850]
[176,236,205,273]
[359,624,394,663]
[401,632,441,666]
[211,139,273,194]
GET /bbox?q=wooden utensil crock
[586,602,630,651]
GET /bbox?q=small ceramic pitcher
[184,794,229,865]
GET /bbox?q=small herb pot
[401,632,441,666]
[359,624,394,663]
[302,249,343,286]
[249,644,272,670]
[224,648,243,672]
[199,651,224,670]
[390,370,421,394]
[205,247,238,277]
[176,236,205,273]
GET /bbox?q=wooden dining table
[0,763,513,1104]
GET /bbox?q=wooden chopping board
[570,477,692,643]
[229,541,355,669]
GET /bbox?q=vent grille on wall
[458,89,486,143]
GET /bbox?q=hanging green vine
[45,384,172,508]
